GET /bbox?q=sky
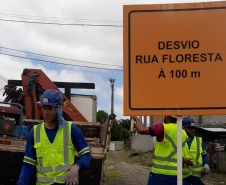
[0,0,222,121]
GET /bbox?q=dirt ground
[206,172,226,185]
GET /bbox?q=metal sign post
[177,116,182,185]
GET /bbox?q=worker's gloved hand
[203,164,210,174]
[65,165,79,185]
[183,158,194,166]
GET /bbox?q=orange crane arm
[21,68,87,122]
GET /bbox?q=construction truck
[0,68,114,185]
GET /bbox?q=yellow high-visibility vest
[183,136,204,178]
[151,123,188,176]
[33,122,74,185]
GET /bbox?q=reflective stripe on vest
[152,163,177,170]
[34,122,74,184]
[196,137,200,165]
[37,174,67,183]
[183,137,203,178]
[37,177,54,183]
[153,138,187,164]
[184,164,203,169]
[183,170,202,176]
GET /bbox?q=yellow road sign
[123,1,226,116]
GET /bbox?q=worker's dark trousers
[183,176,204,185]
[147,172,177,185]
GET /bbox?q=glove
[203,164,210,174]
[65,165,79,185]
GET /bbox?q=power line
[0,75,7,82]
[0,12,122,24]
[0,52,123,71]
[0,46,123,67]
[0,18,123,27]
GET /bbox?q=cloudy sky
[0,0,222,120]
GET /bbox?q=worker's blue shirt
[186,136,208,165]
[17,123,91,185]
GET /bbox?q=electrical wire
[0,75,7,82]
[0,12,122,24]
[0,18,123,27]
[0,46,123,67]
[0,52,123,71]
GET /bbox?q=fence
[208,145,226,174]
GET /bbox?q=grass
[104,149,153,184]
[120,149,154,167]
[104,151,122,184]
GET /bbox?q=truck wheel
[0,119,16,136]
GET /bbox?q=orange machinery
[0,68,95,136]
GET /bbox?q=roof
[199,127,226,132]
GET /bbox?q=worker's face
[42,105,56,123]
[164,116,170,123]
[184,127,195,137]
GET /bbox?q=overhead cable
[0,12,122,24]
[1,46,123,67]
[0,75,7,82]
[0,52,123,71]
[0,18,123,27]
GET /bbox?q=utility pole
[109,78,115,114]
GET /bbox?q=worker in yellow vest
[131,116,188,185]
[17,89,91,185]
[182,116,210,185]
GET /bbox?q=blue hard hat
[37,89,63,106]
[182,116,197,127]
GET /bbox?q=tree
[110,119,131,141]
[96,110,108,124]
[111,120,122,141]
[119,119,130,130]
[121,128,130,141]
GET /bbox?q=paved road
[108,151,150,185]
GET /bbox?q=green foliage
[96,110,108,124]
[111,119,131,141]
[111,120,122,141]
[96,111,131,141]
[119,150,153,167]
[121,128,130,141]
[118,119,130,130]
